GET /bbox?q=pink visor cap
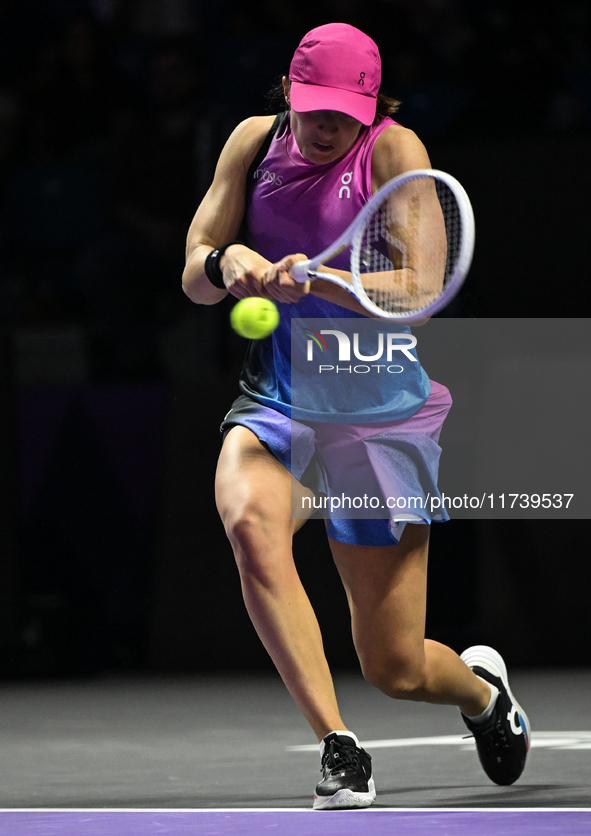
[289,23,381,126]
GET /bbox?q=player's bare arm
[182,116,276,305]
[370,124,432,191]
[370,125,445,321]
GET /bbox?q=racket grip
[289,260,314,283]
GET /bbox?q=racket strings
[355,177,462,315]
[436,179,462,286]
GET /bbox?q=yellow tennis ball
[230,298,280,340]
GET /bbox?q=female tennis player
[182,23,530,809]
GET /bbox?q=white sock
[463,677,500,724]
[320,730,359,756]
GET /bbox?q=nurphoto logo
[304,329,418,374]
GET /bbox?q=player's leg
[215,424,346,741]
[330,523,530,785]
[328,523,491,714]
[314,522,482,811]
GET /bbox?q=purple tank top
[239,113,431,422]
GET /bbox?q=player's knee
[223,503,267,554]
[361,654,426,701]
[222,503,288,583]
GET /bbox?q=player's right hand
[220,244,273,299]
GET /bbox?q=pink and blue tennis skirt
[220,381,452,547]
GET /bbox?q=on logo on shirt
[339,171,353,199]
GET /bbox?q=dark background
[0,0,590,679]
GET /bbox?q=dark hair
[375,94,401,119]
[265,79,400,124]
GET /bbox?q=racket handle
[289,260,314,283]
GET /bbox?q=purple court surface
[1,810,590,836]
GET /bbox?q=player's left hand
[263,254,311,303]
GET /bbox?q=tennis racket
[289,169,474,319]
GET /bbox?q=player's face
[290,108,363,164]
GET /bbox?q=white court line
[287,731,591,752]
